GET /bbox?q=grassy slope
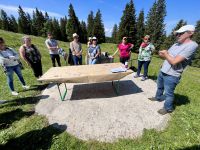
[0,30,199,149]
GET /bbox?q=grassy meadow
[0,30,199,149]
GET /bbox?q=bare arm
[112,48,119,57]
[159,50,186,65]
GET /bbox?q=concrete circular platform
[35,74,170,142]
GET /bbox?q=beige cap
[73,33,79,38]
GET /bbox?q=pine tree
[191,20,200,68]
[60,16,68,41]
[31,11,38,35]
[111,24,118,43]
[80,21,88,43]
[145,0,166,50]
[87,11,94,37]
[118,0,136,44]
[135,10,145,50]
[18,6,31,34]
[8,15,18,32]
[52,18,61,40]
[66,4,81,41]
[35,8,46,36]
[93,9,105,43]
[161,19,187,49]
[43,18,54,36]
[0,9,9,31]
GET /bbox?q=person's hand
[9,56,15,60]
[159,50,168,58]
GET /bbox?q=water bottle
[125,61,128,68]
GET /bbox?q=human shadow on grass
[18,83,49,92]
[174,93,190,108]
[0,123,67,150]
[0,109,34,130]
[177,145,200,150]
[0,95,49,108]
[70,80,143,100]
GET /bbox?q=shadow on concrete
[0,123,67,150]
[70,80,143,100]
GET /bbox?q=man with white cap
[149,25,198,115]
[70,33,82,65]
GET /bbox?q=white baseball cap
[73,33,79,38]
[92,37,97,40]
[88,37,92,40]
[175,25,195,33]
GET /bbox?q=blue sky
[0,0,200,37]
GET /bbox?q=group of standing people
[0,25,198,116]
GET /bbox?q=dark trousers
[120,57,130,64]
[30,60,43,78]
[137,60,151,77]
[50,54,61,67]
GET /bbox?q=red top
[118,43,132,58]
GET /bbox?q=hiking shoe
[22,85,30,90]
[157,108,173,115]
[148,97,159,101]
[11,91,19,96]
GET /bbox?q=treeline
[111,0,200,67]
[0,4,105,43]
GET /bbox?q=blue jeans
[89,58,98,65]
[137,60,151,77]
[72,55,82,65]
[155,71,180,111]
[6,65,26,91]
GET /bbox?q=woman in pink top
[112,37,134,64]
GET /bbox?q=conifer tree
[118,0,136,44]
[66,4,81,41]
[111,24,118,43]
[135,10,145,50]
[145,0,166,50]
[60,16,68,41]
[18,6,31,34]
[93,9,105,43]
[8,15,18,32]
[191,20,200,67]
[87,11,94,37]
[80,21,88,43]
[0,9,9,31]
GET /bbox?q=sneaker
[141,76,146,81]
[157,108,173,115]
[11,91,19,96]
[22,85,30,90]
[134,74,139,78]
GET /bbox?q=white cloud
[105,27,113,37]
[0,4,64,18]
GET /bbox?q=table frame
[56,80,120,101]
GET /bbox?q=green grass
[0,30,200,149]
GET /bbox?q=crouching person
[19,36,43,78]
[0,37,30,96]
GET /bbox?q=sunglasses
[176,32,186,37]
[144,38,149,40]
